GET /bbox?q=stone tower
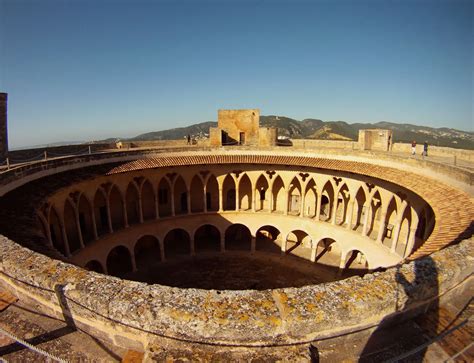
[0,93,7,160]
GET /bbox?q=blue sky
[1,0,472,148]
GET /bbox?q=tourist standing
[423,141,428,157]
[411,140,416,156]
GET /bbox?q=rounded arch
[141,179,156,221]
[93,188,109,236]
[256,225,282,253]
[126,182,140,225]
[285,230,311,258]
[164,228,190,259]
[194,224,220,252]
[255,174,269,211]
[190,175,204,213]
[158,178,172,217]
[106,245,132,277]
[314,238,342,267]
[271,175,285,213]
[343,249,369,277]
[206,174,219,212]
[225,224,252,251]
[49,207,67,255]
[64,199,80,253]
[173,175,188,215]
[109,185,125,231]
[78,193,94,244]
[223,174,236,211]
[134,235,161,270]
[84,260,104,273]
[238,174,252,211]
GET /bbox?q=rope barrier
[8,153,45,163]
[0,325,68,363]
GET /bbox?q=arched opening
[158,178,172,217]
[223,174,236,210]
[335,184,349,225]
[382,197,398,247]
[134,235,161,270]
[352,187,367,232]
[141,180,156,221]
[78,194,94,244]
[206,175,219,212]
[126,182,140,225]
[256,225,282,253]
[367,190,382,238]
[49,207,67,255]
[255,174,269,211]
[173,176,188,215]
[225,224,252,251]
[194,224,220,252]
[84,260,104,273]
[288,177,302,215]
[190,175,204,213]
[304,179,317,217]
[93,189,109,236]
[64,199,81,253]
[285,230,311,258]
[164,228,190,259]
[271,176,285,213]
[315,238,342,267]
[238,174,252,210]
[397,209,411,256]
[320,181,334,221]
[343,249,369,276]
[106,245,133,278]
[109,185,125,231]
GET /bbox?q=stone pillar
[376,210,388,243]
[316,193,322,220]
[331,197,338,225]
[300,192,306,217]
[130,250,137,272]
[218,187,223,212]
[170,186,176,217]
[138,195,144,223]
[280,238,287,255]
[284,191,289,215]
[154,193,160,219]
[190,237,196,256]
[220,235,226,253]
[123,200,129,228]
[159,240,165,262]
[203,185,208,213]
[310,245,317,262]
[106,200,113,233]
[186,189,191,214]
[0,93,8,160]
[60,222,71,257]
[404,226,418,258]
[390,219,403,253]
[91,210,99,241]
[346,199,355,229]
[362,202,371,236]
[251,236,256,253]
[74,209,85,249]
[235,184,240,211]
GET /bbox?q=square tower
[0,93,7,159]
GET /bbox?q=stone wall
[0,93,7,160]
[0,234,471,355]
[217,109,260,145]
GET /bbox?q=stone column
[331,197,338,225]
[310,244,317,262]
[220,235,226,253]
[130,250,137,272]
[106,200,113,233]
[218,187,223,212]
[280,237,287,255]
[268,181,274,212]
[0,93,8,160]
[60,223,71,257]
[235,184,240,211]
[404,226,418,258]
[159,240,166,262]
[300,191,306,217]
[390,219,403,253]
[186,189,191,214]
[123,200,129,228]
[346,198,355,229]
[203,184,208,213]
[376,209,388,243]
[154,193,160,219]
[190,236,196,256]
[361,202,371,236]
[251,236,256,253]
[74,209,85,248]
[138,194,144,223]
[284,190,289,215]
[316,193,322,220]
[91,210,99,240]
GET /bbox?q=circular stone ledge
[1,234,472,351]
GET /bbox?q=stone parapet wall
[0,235,472,352]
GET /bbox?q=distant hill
[105,116,473,150]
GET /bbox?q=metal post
[6,157,10,170]
[88,145,91,154]
[44,150,48,160]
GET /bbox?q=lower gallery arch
[194,224,220,252]
[134,235,161,270]
[84,259,104,273]
[225,224,252,251]
[164,228,190,259]
[285,230,311,259]
[314,238,341,267]
[343,249,369,275]
[256,225,282,253]
[106,245,133,277]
